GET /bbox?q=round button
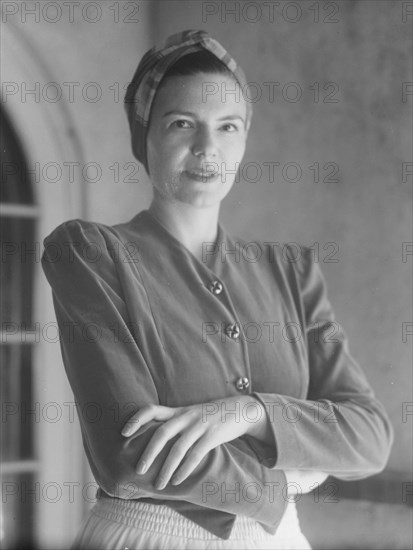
[209,280,223,295]
[225,323,240,340]
[235,377,250,391]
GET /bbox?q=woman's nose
[191,128,217,158]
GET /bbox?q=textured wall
[151,0,412,477]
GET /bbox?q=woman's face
[146,72,249,209]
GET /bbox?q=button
[225,323,240,340]
[209,280,223,295]
[235,377,250,391]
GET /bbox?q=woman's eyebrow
[162,110,245,123]
[162,110,195,118]
[217,115,245,123]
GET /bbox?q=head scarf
[124,29,252,173]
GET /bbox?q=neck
[148,195,220,262]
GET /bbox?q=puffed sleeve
[41,219,288,538]
[248,246,393,480]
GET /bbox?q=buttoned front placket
[202,242,253,397]
[126,210,254,403]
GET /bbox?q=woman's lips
[184,170,220,182]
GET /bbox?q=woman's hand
[121,396,268,490]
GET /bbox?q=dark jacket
[41,209,393,540]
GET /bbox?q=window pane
[1,216,36,329]
[0,108,34,205]
[1,345,34,462]
[1,473,35,548]
[1,106,37,549]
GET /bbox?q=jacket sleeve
[41,219,287,532]
[247,246,394,480]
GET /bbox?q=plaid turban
[124,29,252,173]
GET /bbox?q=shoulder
[42,218,133,258]
[43,218,115,246]
[41,218,135,272]
[41,219,130,300]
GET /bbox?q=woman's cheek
[229,143,246,166]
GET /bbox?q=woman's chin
[174,189,227,209]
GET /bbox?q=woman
[41,30,393,549]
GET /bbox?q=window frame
[2,22,94,549]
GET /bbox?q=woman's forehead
[152,72,248,119]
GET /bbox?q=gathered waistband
[91,494,298,541]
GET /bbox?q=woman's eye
[173,120,191,129]
[221,123,238,132]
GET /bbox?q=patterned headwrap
[124,29,251,173]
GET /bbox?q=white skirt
[72,494,311,550]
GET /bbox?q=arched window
[1,106,39,547]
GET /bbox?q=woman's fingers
[170,440,211,485]
[135,413,191,475]
[121,404,180,437]
[154,427,202,490]
[126,399,247,489]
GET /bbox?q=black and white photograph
[1,1,412,548]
